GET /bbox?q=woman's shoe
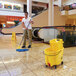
[22,46,26,48]
[28,45,31,48]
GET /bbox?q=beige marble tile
[16,72,36,76]
[27,61,44,71]
[0,58,10,76]
[0,72,10,76]
[0,36,76,76]
[33,70,50,76]
[4,61,31,76]
[0,64,7,73]
[32,67,60,76]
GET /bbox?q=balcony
[61,10,68,15]
[0,10,25,17]
[61,9,76,16]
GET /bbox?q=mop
[16,18,31,52]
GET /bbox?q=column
[27,0,32,17]
[48,0,54,26]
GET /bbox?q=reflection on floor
[0,35,76,76]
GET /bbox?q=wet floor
[0,35,76,76]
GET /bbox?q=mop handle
[26,18,32,28]
[19,36,24,45]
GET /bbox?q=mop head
[16,45,29,52]
[16,48,29,52]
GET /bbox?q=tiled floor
[0,35,76,76]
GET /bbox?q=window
[4,4,12,9]
[13,5,21,10]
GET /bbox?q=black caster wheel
[61,61,63,65]
[45,65,48,67]
[54,65,57,69]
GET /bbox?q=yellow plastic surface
[50,39,64,50]
[44,39,64,67]
[11,32,16,41]
[44,48,64,66]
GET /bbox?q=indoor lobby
[0,0,76,76]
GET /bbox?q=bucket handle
[43,50,62,56]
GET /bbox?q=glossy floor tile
[0,35,76,76]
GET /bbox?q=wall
[2,24,23,34]
[32,10,48,27]
[54,6,67,26]
[32,6,67,27]
[66,15,76,26]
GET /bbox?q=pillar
[27,0,32,17]
[48,0,54,26]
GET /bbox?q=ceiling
[21,0,73,5]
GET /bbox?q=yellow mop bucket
[50,39,64,50]
[44,48,64,69]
